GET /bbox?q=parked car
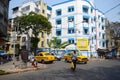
[0,50,7,64]
[50,50,66,61]
[105,52,113,59]
[64,50,88,64]
[53,53,62,61]
[34,52,55,63]
[0,50,6,56]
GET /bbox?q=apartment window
[68,6,74,12]
[99,23,101,27]
[13,7,19,14]
[56,19,61,25]
[102,34,105,39]
[94,35,96,39]
[99,32,101,37]
[56,30,61,36]
[47,39,49,44]
[83,6,89,13]
[83,17,89,23]
[101,18,104,22]
[41,32,44,38]
[99,41,101,46]
[41,41,44,47]
[102,42,105,47]
[98,15,100,19]
[47,14,51,19]
[21,5,30,12]
[94,16,96,21]
[92,37,93,44]
[91,18,93,23]
[42,9,45,14]
[92,27,94,32]
[68,17,74,22]
[102,26,104,30]
[68,38,74,44]
[68,28,75,34]
[91,8,93,13]
[83,28,89,35]
[56,9,61,16]
[35,8,39,13]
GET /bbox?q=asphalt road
[0,59,120,80]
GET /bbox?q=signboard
[77,38,88,50]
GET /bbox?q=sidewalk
[89,58,105,61]
[0,61,47,74]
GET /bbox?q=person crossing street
[71,50,77,71]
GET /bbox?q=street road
[0,59,120,80]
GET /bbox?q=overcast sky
[9,0,120,22]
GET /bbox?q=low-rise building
[10,0,52,52]
[0,0,10,50]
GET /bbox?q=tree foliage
[14,12,52,37]
[109,22,120,47]
[110,22,120,39]
[48,37,70,49]
[13,12,52,52]
[51,37,61,49]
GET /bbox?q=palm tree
[48,37,70,54]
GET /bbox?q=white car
[50,50,66,61]
[28,54,34,61]
[0,50,6,56]
[54,53,62,61]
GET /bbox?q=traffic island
[0,70,10,75]
[0,63,47,75]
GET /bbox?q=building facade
[51,0,106,57]
[0,0,10,50]
[11,0,52,51]
[0,0,10,39]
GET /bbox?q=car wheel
[84,62,87,64]
[50,61,53,63]
[65,58,67,62]
[58,58,61,61]
[41,60,45,64]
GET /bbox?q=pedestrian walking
[71,50,77,71]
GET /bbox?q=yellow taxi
[34,52,55,63]
[64,50,88,64]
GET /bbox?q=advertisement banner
[77,38,88,50]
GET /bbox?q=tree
[48,37,70,51]
[48,40,52,49]
[51,37,61,49]
[110,22,120,47]
[14,12,52,54]
[60,42,70,48]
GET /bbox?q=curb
[1,64,47,75]
[89,58,105,61]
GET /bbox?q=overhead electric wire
[104,3,120,14]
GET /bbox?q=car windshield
[0,50,4,53]
[44,53,50,56]
[36,48,50,53]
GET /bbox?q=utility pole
[13,26,17,67]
